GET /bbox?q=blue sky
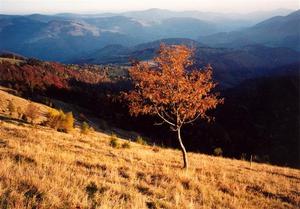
[0,0,299,14]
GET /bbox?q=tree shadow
[0,114,29,125]
[242,166,300,181]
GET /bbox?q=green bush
[136,136,147,145]
[109,134,120,148]
[81,121,90,135]
[213,147,223,156]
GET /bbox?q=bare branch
[155,107,176,127]
[154,121,165,126]
[184,114,201,124]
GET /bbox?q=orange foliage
[125,44,223,129]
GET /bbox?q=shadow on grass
[0,114,29,125]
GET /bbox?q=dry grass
[0,57,25,65]
[0,88,51,124]
[0,89,299,209]
[0,121,299,209]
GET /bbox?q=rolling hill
[0,16,139,61]
[199,10,300,51]
[0,87,299,209]
[73,39,300,88]
[1,9,298,61]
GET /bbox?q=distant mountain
[73,39,300,88]
[73,38,203,64]
[0,16,141,61]
[122,8,294,31]
[0,9,299,61]
[0,14,218,61]
[199,10,300,51]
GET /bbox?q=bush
[85,181,98,199]
[81,121,90,135]
[59,112,74,133]
[136,136,147,145]
[152,145,160,153]
[213,147,223,156]
[46,109,74,133]
[110,134,120,148]
[121,141,131,149]
[7,100,16,116]
[46,109,61,129]
[24,103,40,124]
[16,106,22,119]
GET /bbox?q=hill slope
[73,40,300,88]
[200,10,300,51]
[0,89,299,209]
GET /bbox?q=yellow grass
[0,57,24,65]
[0,89,299,209]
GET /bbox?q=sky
[0,0,299,14]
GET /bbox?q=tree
[24,103,40,124]
[124,44,223,169]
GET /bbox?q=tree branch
[184,114,201,124]
[155,107,176,127]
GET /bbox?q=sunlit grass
[0,88,299,209]
[0,120,299,209]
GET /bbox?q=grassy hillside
[0,89,299,209]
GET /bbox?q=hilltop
[0,87,299,209]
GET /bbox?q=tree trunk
[177,128,188,169]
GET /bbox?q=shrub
[213,147,223,156]
[121,141,131,149]
[152,145,160,153]
[60,112,74,133]
[46,109,63,129]
[16,106,23,119]
[24,103,40,124]
[7,100,16,116]
[85,181,98,199]
[46,109,74,133]
[136,136,147,145]
[110,134,120,148]
[81,121,90,135]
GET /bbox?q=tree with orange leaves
[124,44,223,169]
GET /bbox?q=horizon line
[0,7,296,16]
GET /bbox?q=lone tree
[125,44,223,169]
